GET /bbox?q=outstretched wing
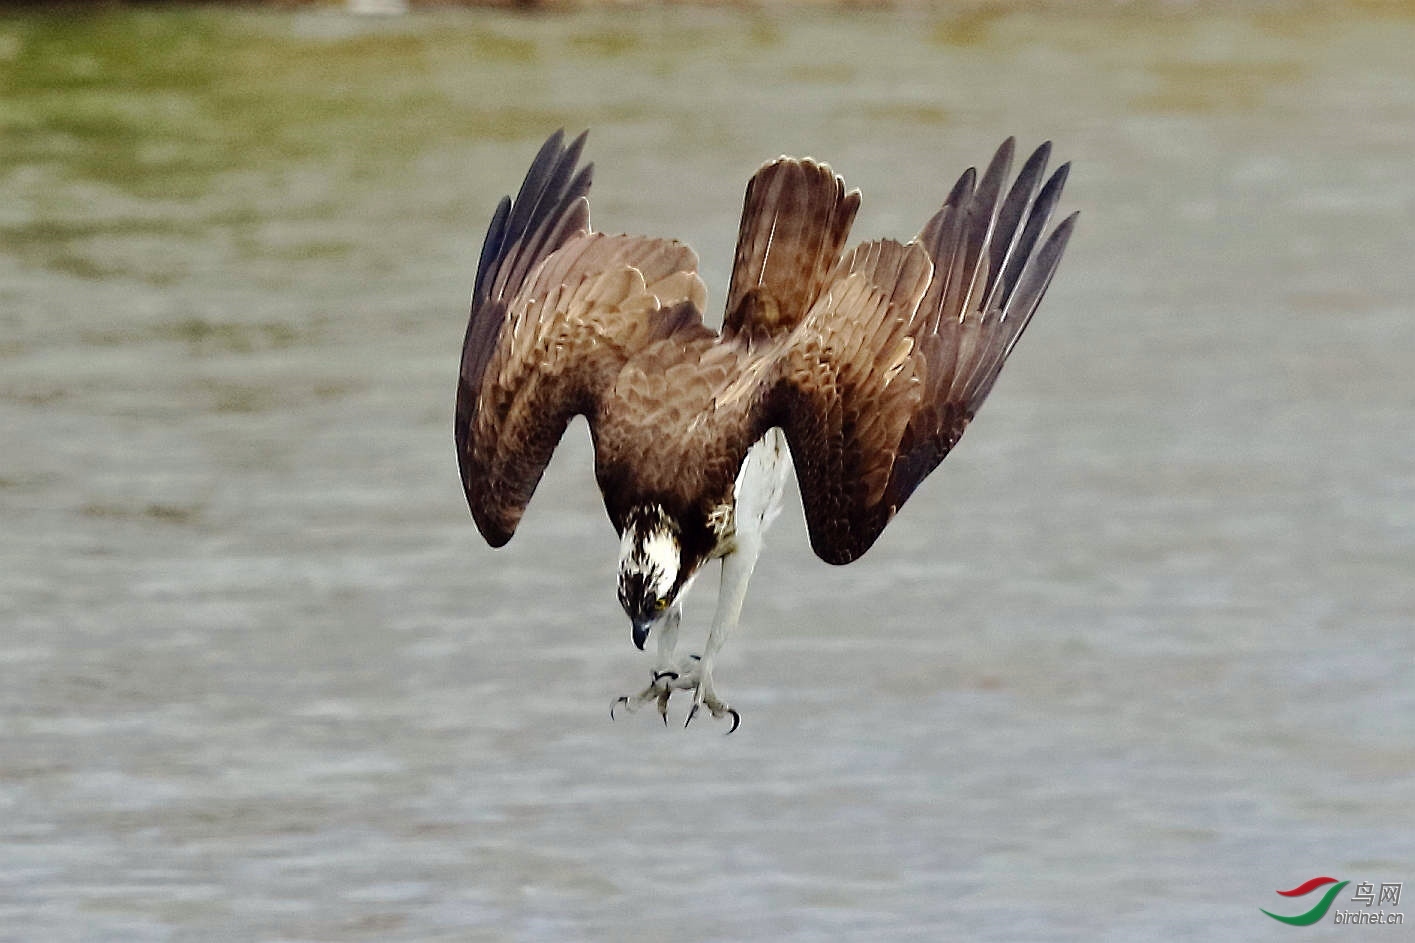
[771,139,1078,564]
[456,131,709,546]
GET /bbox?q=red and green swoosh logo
[1262,877,1350,926]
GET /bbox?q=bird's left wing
[456,131,708,546]
[766,139,1077,564]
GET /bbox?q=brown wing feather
[462,231,708,545]
[723,157,860,340]
[458,131,592,459]
[456,130,709,546]
[767,140,1078,565]
[772,241,933,562]
[896,142,1077,504]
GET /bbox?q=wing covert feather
[772,241,931,562]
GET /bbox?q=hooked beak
[631,617,654,651]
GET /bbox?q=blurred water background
[1,3,1412,940]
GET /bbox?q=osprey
[456,130,1076,732]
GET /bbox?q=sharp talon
[685,702,699,728]
[725,708,741,735]
[611,696,629,721]
[662,710,669,727]
[653,670,679,684]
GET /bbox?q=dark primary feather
[470,129,591,311]
[459,130,592,420]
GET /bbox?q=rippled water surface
[2,4,1413,941]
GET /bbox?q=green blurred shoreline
[5,0,1414,13]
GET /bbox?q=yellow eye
[654,597,669,612]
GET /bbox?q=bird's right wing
[456,131,708,546]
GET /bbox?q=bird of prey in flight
[456,130,1076,732]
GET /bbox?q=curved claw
[684,702,741,734]
[610,695,630,721]
[652,670,679,684]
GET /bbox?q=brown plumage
[456,129,1077,570]
[723,157,860,340]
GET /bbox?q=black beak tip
[632,621,651,651]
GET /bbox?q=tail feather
[723,157,860,339]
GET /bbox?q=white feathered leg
[684,537,760,730]
[685,428,790,731]
[655,604,683,672]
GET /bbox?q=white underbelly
[731,427,791,546]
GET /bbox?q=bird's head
[616,508,685,650]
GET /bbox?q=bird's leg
[652,605,685,684]
[612,608,690,725]
[684,540,759,732]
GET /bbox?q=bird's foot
[683,659,739,734]
[610,664,687,726]
[610,657,739,733]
